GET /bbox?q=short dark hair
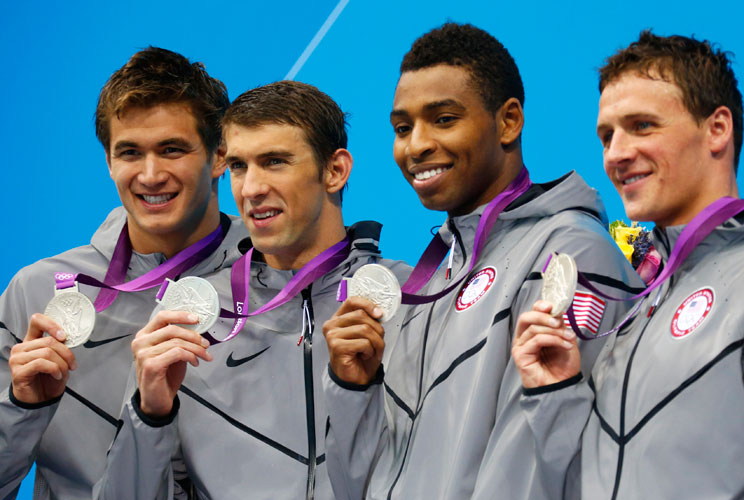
[400,22,524,114]
[223,80,348,172]
[95,47,229,155]
[599,30,742,170]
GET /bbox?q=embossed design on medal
[345,264,401,323]
[158,276,220,334]
[44,290,96,348]
[541,252,578,317]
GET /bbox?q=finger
[326,325,385,358]
[517,332,577,357]
[10,337,78,371]
[324,307,385,339]
[335,296,384,321]
[137,338,213,365]
[515,323,574,347]
[331,338,378,362]
[14,357,69,381]
[142,348,200,377]
[140,310,200,335]
[133,324,210,353]
[515,311,564,339]
[25,314,66,342]
[532,300,557,314]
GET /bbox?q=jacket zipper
[301,286,317,500]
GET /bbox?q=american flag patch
[563,292,606,334]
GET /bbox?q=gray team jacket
[522,212,744,499]
[323,172,645,500]
[94,221,411,500]
[0,207,246,500]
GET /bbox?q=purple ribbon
[566,196,744,339]
[397,168,532,305]
[54,222,225,313]
[203,236,351,344]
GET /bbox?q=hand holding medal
[512,252,581,389]
[8,313,78,404]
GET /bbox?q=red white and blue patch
[564,292,606,334]
[671,287,714,339]
[455,267,497,312]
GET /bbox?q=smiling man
[321,23,642,499]
[512,31,744,499]
[0,48,246,499]
[95,81,409,499]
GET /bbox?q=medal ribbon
[205,236,351,344]
[566,196,744,339]
[397,168,531,305]
[54,223,225,312]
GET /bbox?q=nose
[239,166,271,201]
[406,123,436,161]
[604,130,636,169]
[138,153,169,186]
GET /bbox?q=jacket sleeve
[323,365,387,500]
[93,379,188,500]
[0,274,59,498]
[472,213,643,500]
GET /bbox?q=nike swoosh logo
[226,346,271,367]
[84,334,131,349]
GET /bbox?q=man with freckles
[512,31,744,499]
[95,81,409,499]
[0,47,245,499]
[321,22,641,500]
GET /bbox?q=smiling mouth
[139,193,177,204]
[413,166,452,181]
[622,174,649,185]
[252,209,281,220]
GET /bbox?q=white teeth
[623,174,648,185]
[414,167,450,181]
[253,210,280,220]
[142,194,175,204]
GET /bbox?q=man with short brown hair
[512,31,744,499]
[0,47,245,499]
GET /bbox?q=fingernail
[564,329,575,340]
[563,340,573,349]
[70,361,78,370]
[205,352,213,362]
[54,330,67,341]
[188,314,199,323]
[550,318,561,328]
[373,307,383,318]
[201,337,210,348]
[53,371,62,380]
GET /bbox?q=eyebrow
[112,137,193,153]
[224,150,295,164]
[390,99,466,120]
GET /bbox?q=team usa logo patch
[670,287,714,338]
[455,267,497,312]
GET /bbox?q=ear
[211,141,228,179]
[706,105,734,157]
[498,97,524,146]
[324,148,353,195]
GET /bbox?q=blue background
[3,1,743,496]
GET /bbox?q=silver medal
[43,285,96,348]
[157,276,220,333]
[541,252,578,317]
[344,264,401,322]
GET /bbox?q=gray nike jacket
[521,212,744,499]
[0,207,246,500]
[323,171,644,500]
[94,221,411,500]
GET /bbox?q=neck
[264,213,347,271]
[128,200,222,259]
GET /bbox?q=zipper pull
[298,299,311,346]
[445,236,457,280]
